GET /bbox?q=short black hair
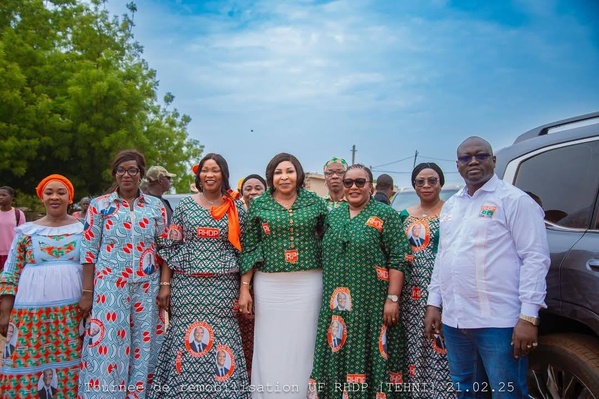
[345,164,374,183]
[375,174,393,190]
[194,153,232,197]
[0,186,15,198]
[411,162,445,188]
[241,174,267,191]
[265,153,305,193]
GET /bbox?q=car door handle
[589,259,599,271]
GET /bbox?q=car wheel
[528,334,599,399]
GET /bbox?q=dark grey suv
[495,112,599,398]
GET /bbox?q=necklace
[201,192,221,205]
[419,200,441,217]
[276,195,297,210]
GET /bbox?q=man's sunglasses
[457,153,492,165]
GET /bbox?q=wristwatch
[387,295,399,303]
[519,314,540,326]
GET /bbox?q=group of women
[0,148,453,399]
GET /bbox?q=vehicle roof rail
[514,111,599,144]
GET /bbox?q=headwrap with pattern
[323,157,349,171]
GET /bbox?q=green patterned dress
[309,199,411,399]
[398,210,454,399]
[149,196,250,399]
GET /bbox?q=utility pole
[413,150,419,168]
[351,145,357,164]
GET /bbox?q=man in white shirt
[424,137,550,398]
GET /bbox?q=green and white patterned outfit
[149,196,250,399]
[309,199,411,399]
[241,188,327,399]
[398,210,454,399]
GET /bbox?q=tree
[0,0,203,196]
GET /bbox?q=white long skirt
[251,269,323,398]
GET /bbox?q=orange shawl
[210,190,241,251]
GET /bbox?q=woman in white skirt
[239,152,328,398]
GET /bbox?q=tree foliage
[0,0,203,197]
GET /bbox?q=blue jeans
[442,324,528,399]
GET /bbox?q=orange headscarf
[35,174,75,204]
[210,190,241,251]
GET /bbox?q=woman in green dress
[398,162,454,399]
[239,153,327,399]
[309,164,411,399]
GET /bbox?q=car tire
[528,333,599,398]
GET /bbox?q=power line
[418,155,456,163]
[371,155,414,169]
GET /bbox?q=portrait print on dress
[327,316,347,352]
[36,368,58,399]
[3,322,17,360]
[185,322,213,356]
[378,325,388,359]
[86,319,104,348]
[406,221,430,250]
[214,345,235,381]
[329,288,352,311]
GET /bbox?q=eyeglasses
[116,167,140,176]
[343,178,370,188]
[324,170,345,177]
[414,177,439,187]
[457,153,492,165]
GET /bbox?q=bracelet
[82,289,94,293]
[160,281,171,286]
[241,281,251,286]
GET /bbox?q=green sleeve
[383,208,411,281]
[240,202,264,274]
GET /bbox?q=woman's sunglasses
[414,177,439,187]
[343,178,370,188]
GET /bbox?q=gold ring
[532,342,538,347]
[526,344,532,349]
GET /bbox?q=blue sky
[107,0,599,188]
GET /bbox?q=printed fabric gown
[398,210,454,399]
[0,222,83,398]
[309,199,411,399]
[78,192,167,399]
[149,196,250,399]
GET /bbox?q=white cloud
[104,0,599,186]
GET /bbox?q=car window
[514,140,599,229]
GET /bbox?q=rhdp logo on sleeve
[479,205,497,219]
[365,216,383,232]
